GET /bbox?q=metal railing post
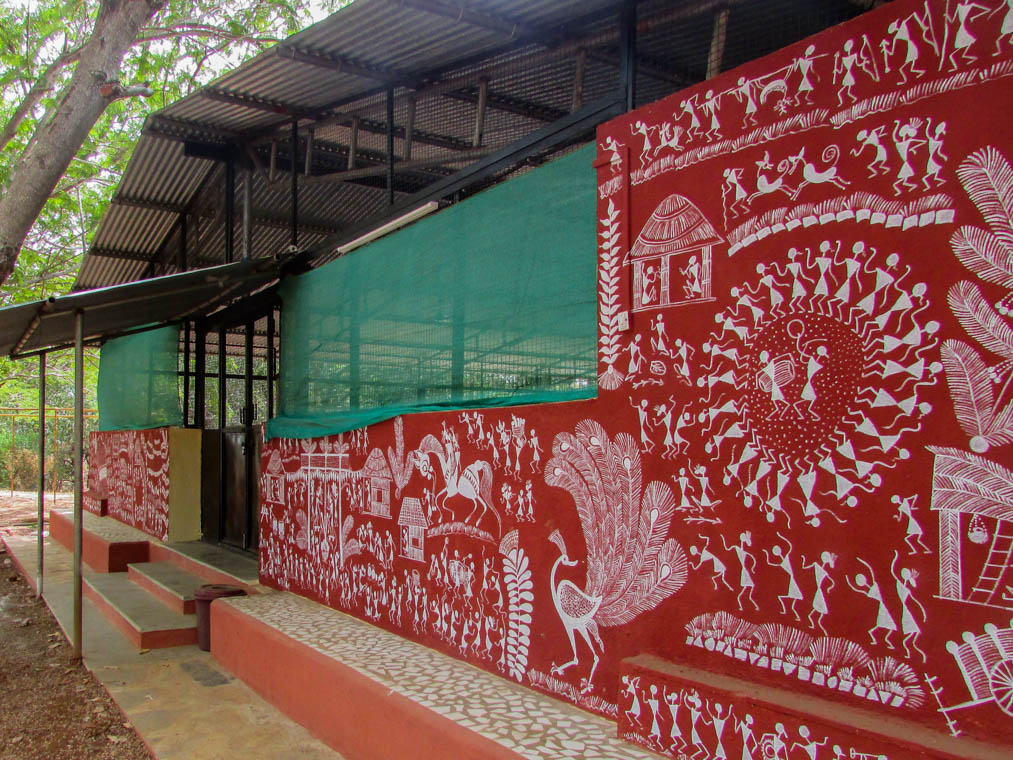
[36,353,45,598]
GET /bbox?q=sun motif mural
[696,239,939,527]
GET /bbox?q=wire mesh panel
[268,144,598,439]
[97,327,183,431]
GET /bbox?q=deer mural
[545,419,689,692]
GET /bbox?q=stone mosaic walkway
[224,593,658,760]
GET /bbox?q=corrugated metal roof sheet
[75,0,871,292]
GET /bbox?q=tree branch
[0,47,82,153]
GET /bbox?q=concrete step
[149,541,259,593]
[127,562,207,615]
[84,573,197,649]
[50,509,150,573]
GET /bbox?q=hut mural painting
[254,0,1013,750]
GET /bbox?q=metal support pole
[225,159,236,263]
[618,2,637,112]
[266,311,276,420]
[571,49,587,112]
[290,119,299,248]
[217,327,227,541]
[386,87,395,206]
[244,321,254,426]
[194,325,207,429]
[72,310,83,661]
[404,96,416,161]
[36,353,45,599]
[178,216,187,272]
[183,322,191,427]
[304,128,314,176]
[218,328,227,430]
[451,292,464,396]
[244,321,254,550]
[707,7,729,80]
[51,415,57,502]
[242,169,253,261]
[347,116,359,170]
[472,78,488,148]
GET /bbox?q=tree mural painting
[248,0,1013,751]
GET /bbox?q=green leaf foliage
[0,0,348,422]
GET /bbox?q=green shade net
[97,326,183,431]
[267,144,598,440]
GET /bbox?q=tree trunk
[0,0,164,287]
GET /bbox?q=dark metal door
[194,307,275,554]
[221,430,248,548]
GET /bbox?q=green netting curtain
[97,326,183,431]
[267,144,598,440]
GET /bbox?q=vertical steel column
[304,128,314,176]
[707,7,730,80]
[218,327,227,541]
[244,321,254,425]
[618,2,637,112]
[451,294,464,397]
[242,169,253,261]
[349,323,360,410]
[72,310,83,660]
[347,117,359,170]
[218,328,227,429]
[571,49,587,112]
[267,311,276,420]
[290,119,299,248]
[404,96,416,161]
[194,324,207,430]
[244,321,254,550]
[178,216,187,272]
[36,352,45,598]
[225,160,236,263]
[386,87,395,206]
[472,78,488,147]
[183,322,191,426]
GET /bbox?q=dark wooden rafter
[446,85,567,124]
[111,193,340,235]
[149,0,721,183]
[202,88,311,118]
[309,92,623,259]
[147,0,727,164]
[144,162,219,277]
[277,46,404,85]
[398,0,534,39]
[144,114,239,144]
[90,246,155,262]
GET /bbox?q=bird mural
[544,419,688,692]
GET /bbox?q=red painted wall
[259,0,1013,751]
[84,429,170,542]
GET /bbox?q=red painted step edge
[148,544,257,594]
[211,599,523,760]
[49,510,148,573]
[126,565,195,615]
[82,579,197,649]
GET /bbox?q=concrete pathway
[3,535,343,760]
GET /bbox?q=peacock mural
[544,419,689,693]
